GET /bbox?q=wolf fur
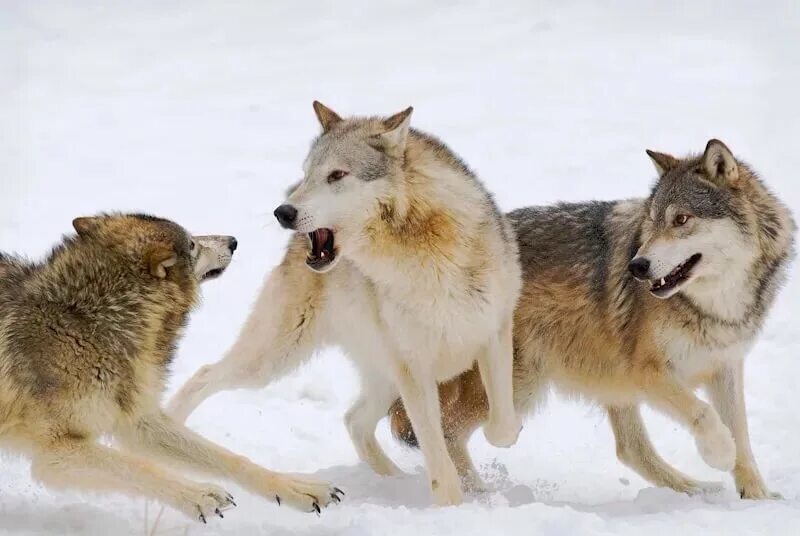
[389,140,795,500]
[169,103,522,506]
[0,214,342,522]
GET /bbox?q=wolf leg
[30,437,234,522]
[117,412,343,512]
[168,262,320,422]
[447,434,488,492]
[392,359,463,506]
[706,361,781,500]
[345,370,403,476]
[479,319,521,447]
[607,404,722,494]
[643,375,736,472]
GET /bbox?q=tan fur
[169,105,522,506]
[390,142,795,500]
[0,214,342,522]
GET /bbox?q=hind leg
[168,255,322,422]
[447,435,488,492]
[706,361,780,500]
[345,370,403,476]
[607,404,722,495]
[479,319,521,448]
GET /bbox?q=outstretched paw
[174,483,236,523]
[272,477,344,514]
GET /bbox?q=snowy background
[2,1,799,534]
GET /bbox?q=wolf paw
[695,421,736,471]
[680,479,724,496]
[736,470,782,500]
[483,417,522,448]
[173,483,235,523]
[271,476,344,514]
[430,474,464,506]
[461,471,493,494]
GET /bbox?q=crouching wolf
[0,214,342,522]
[169,103,522,505]
[390,140,795,499]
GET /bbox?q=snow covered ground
[2,0,799,534]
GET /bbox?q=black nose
[228,237,238,252]
[628,257,651,280]
[274,204,298,229]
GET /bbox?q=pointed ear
[312,101,342,133]
[374,107,413,157]
[72,217,99,238]
[645,150,679,177]
[146,246,177,279]
[702,139,740,187]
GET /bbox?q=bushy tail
[388,398,419,448]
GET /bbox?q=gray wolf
[389,139,795,499]
[0,214,343,522]
[169,102,522,505]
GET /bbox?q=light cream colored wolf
[170,102,522,505]
[390,140,795,500]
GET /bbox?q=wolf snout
[628,257,651,280]
[228,237,238,252]
[274,204,298,229]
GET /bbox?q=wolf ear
[645,150,679,177]
[373,107,413,158]
[72,217,99,238]
[702,139,740,188]
[145,246,178,279]
[312,101,342,133]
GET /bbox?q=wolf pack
[0,102,795,522]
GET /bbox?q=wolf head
[273,101,413,273]
[629,139,758,300]
[71,213,237,283]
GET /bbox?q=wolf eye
[673,214,691,227]
[327,170,348,183]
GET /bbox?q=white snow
[2,1,799,534]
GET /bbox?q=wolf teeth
[660,278,665,286]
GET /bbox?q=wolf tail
[388,398,419,448]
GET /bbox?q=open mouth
[649,253,702,298]
[306,228,337,272]
[201,267,226,282]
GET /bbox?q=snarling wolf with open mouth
[170,103,522,505]
[0,214,342,522]
[389,140,795,499]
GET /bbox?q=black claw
[227,494,237,507]
[313,502,321,515]
[199,513,207,524]
[216,508,224,518]
[334,487,345,496]
[331,493,341,503]
[276,495,281,506]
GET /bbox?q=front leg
[478,319,521,447]
[117,412,344,513]
[643,373,736,472]
[393,359,463,506]
[707,361,781,500]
